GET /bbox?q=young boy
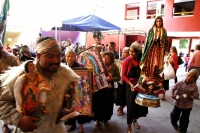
[170,69,199,133]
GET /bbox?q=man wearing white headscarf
[0,37,80,133]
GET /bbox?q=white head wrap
[65,47,76,55]
[36,38,61,54]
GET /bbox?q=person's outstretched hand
[171,95,177,100]
[18,116,38,132]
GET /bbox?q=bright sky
[7,0,126,30]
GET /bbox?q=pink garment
[188,50,200,69]
[184,56,190,63]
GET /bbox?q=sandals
[117,106,124,116]
[67,124,76,132]
[133,122,140,130]
[94,121,101,126]
[117,106,121,111]
[117,110,124,116]
[126,129,132,133]
[104,120,109,126]
[94,120,109,126]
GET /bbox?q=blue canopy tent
[52,14,120,31]
[51,14,121,73]
[52,14,121,56]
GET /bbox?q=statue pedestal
[135,93,160,108]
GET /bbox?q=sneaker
[194,94,199,99]
[172,124,179,130]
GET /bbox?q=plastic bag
[163,63,175,80]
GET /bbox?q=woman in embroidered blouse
[139,16,168,84]
[93,51,120,126]
[122,42,148,133]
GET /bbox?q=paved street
[1,64,200,133]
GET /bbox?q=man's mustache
[49,63,60,67]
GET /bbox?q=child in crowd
[184,54,190,72]
[170,69,199,133]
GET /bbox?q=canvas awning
[52,14,120,32]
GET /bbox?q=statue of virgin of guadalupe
[138,16,168,85]
[132,16,168,97]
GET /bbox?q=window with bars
[173,0,195,17]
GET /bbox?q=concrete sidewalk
[1,64,200,133]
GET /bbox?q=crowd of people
[0,16,199,133]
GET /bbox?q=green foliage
[161,8,164,14]
[179,39,188,49]
[93,31,104,40]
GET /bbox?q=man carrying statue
[0,37,80,133]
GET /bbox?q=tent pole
[85,32,88,48]
[55,26,57,40]
[118,31,121,58]
[59,27,61,44]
